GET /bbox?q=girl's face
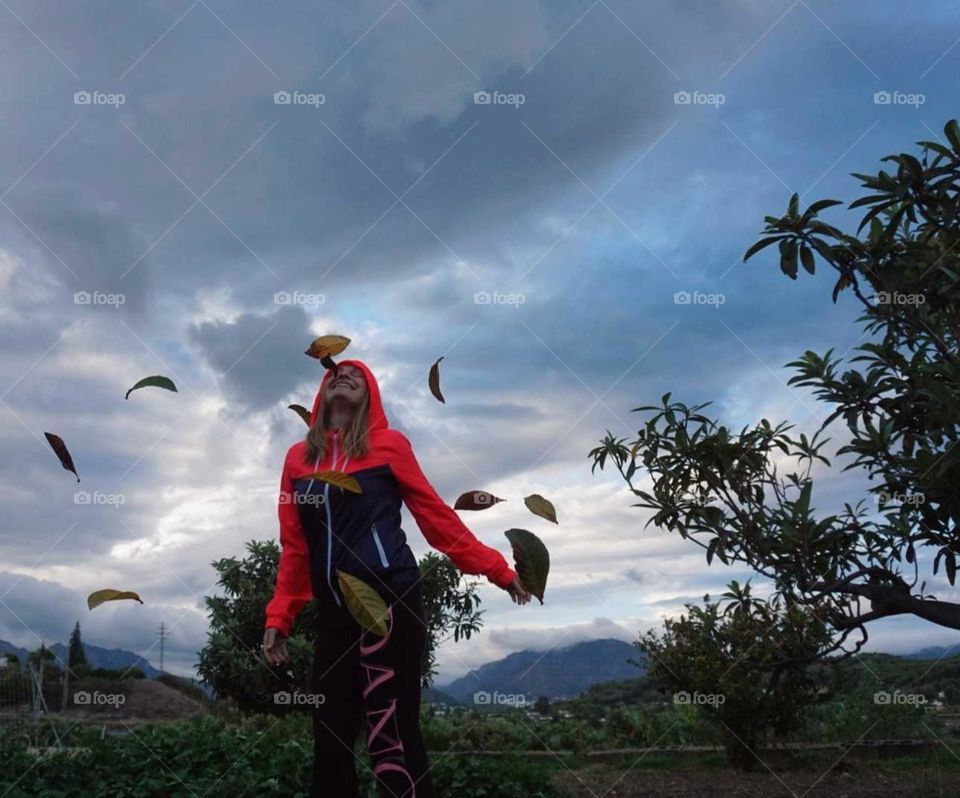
[324,363,368,408]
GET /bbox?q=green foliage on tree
[639,582,832,767]
[591,119,960,659]
[197,539,484,713]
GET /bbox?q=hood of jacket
[308,358,389,437]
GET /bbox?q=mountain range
[4,635,956,705]
[439,638,644,704]
[0,638,163,678]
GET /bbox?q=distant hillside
[423,686,461,706]
[440,638,643,704]
[0,638,162,678]
[903,645,960,660]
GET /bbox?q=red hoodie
[265,359,517,636]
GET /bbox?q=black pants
[310,579,435,798]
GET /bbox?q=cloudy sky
[1,0,958,684]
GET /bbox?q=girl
[262,359,530,797]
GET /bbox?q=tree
[68,620,89,678]
[197,539,484,713]
[418,552,484,689]
[590,119,960,659]
[640,582,831,767]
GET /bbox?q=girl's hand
[262,627,289,666]
[505,575,532,605]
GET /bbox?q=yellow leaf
[336,570,389,636]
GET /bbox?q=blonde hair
[304,389,370,465]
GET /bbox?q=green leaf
[523,493,558,524]
[779,239,798,279]
[788,193,799,218]
[800,244,815,275]
[945,119,960,153]
[743,236,786,262]
[505,528,550,604]
[125,375,178,400]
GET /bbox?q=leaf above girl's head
[428,356,445,403]
[44,432,79,482]
[454,490,505,511]
[505,528,550,604]
[305,334,351,376]
[304,470,362,493]
[304,334,351,359]
[336,570,389,636]
[523,493,558,524]
[288,404,311,426]
[87,589,143,611]
[125,375,178,400]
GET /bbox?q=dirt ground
[553,763,960,797]
[63,678,209,722]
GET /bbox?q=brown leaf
[44,432,79,482]
[523,493,557,524]
[454,490,505,511]
[304,334,351,359]
[88,589,143,611]
[303,470,362,494]
[319,355,339,377]
[429,356,445,403]
[288,404,312,426]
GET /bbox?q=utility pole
[156,622,167,675]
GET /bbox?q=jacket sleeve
[264,448,313,637]
[390,431,517,589]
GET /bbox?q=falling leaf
[336,570,389,636]
[304,470,362,494]
[454,490,505,511]
[288,404,311,426]
[44,432,79,482]
[320,355,339,377]
[305,335,350,377]
[524,493,558,524]
[125,375,178,400]
[88,589,143,611]
[305,335,350,359]
[504,528,550,604]
[428,356,445,403]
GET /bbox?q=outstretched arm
[264,448,313,637]
[390,431,517,589]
